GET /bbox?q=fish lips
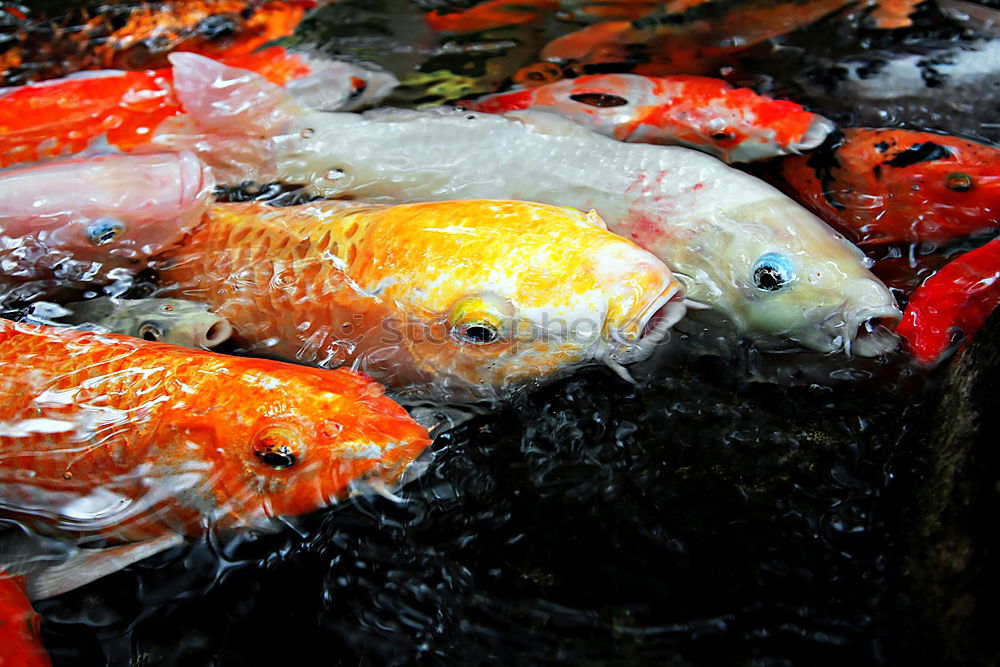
[608,283,687,365]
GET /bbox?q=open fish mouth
[817,307,903,357]
[791,115,838,153]
[607,282,688,367]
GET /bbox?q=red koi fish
[895,239,1000,365]
[778,128,1000,246]
[0,572,49,667]
[0,47,392,168]
[465,73,834,162]
[0,0,316,86]
[540,0,856,76]
[425,0,557,33]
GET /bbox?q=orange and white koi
[0,318,430,557]
[0,46,396,168]
[156,199,685,400]
[465,73,834,162]
[425,0,556,32]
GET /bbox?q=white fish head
[684,197,902,356]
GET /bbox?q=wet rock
[888,308,1000,664]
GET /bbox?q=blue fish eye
[752,253,795,292]
[86,218,125,246]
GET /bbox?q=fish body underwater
[778,128,1000,245]
[465,73,834,162]
[0,571,49,667]
[0,152,211,283]
[153,54,899,356]
[0,318,431,545]
[56,297,234,350]
[156,199,685,401]
[539,0,857,76]
[0,0,316,86]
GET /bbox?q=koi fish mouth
[791,115,838,153]
[607,282,687,369]
[817,307,903,357]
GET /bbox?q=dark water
[5,0,993,664]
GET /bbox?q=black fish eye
[86,218,125,245]
[569,93,629,108]
[455,322,500,345]
[138,322,162,341]
[253,427,302,469]
[752,253,795,292]
[712,130,736,141]
[946,172,974,192]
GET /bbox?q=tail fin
[150,53,306,185]
[168,52,303,135]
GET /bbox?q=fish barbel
[465,73,834,162]
[156,199,685,400]
[0,318,431,544]
[153,54,898,356]
[778,128,1000,245]
[0,152,211,283]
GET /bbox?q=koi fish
[465,73,835,162]
[156,199,685,400]
[0,318,430,596]
[0,46,396,168]
[425,0,557,33]
[0,152,211,283]
[155,54,898,355]
[0,572,49,667]
[777,128,1000,246]
[57,297,233,349]
[540,0,856,76]
[895,238,1000,365]
[0,0,316,86]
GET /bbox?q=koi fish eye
[569,93,629,108]
[449,296,508,345]
[946,172,974,192]
[751,253,796,292]
[86,218,125,245]
[711,128,737,142]
[137,322,163,342]
[253,426,303,469]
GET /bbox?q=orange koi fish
[465,73,834,162]
[0,46,394,168]
[425,0,557,33]
[0,572,49,667]
[0,317,430,548]
[0,0,315,86]
[777,128,1000,246]
[156,199,685,401]
[540,0,855,76]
